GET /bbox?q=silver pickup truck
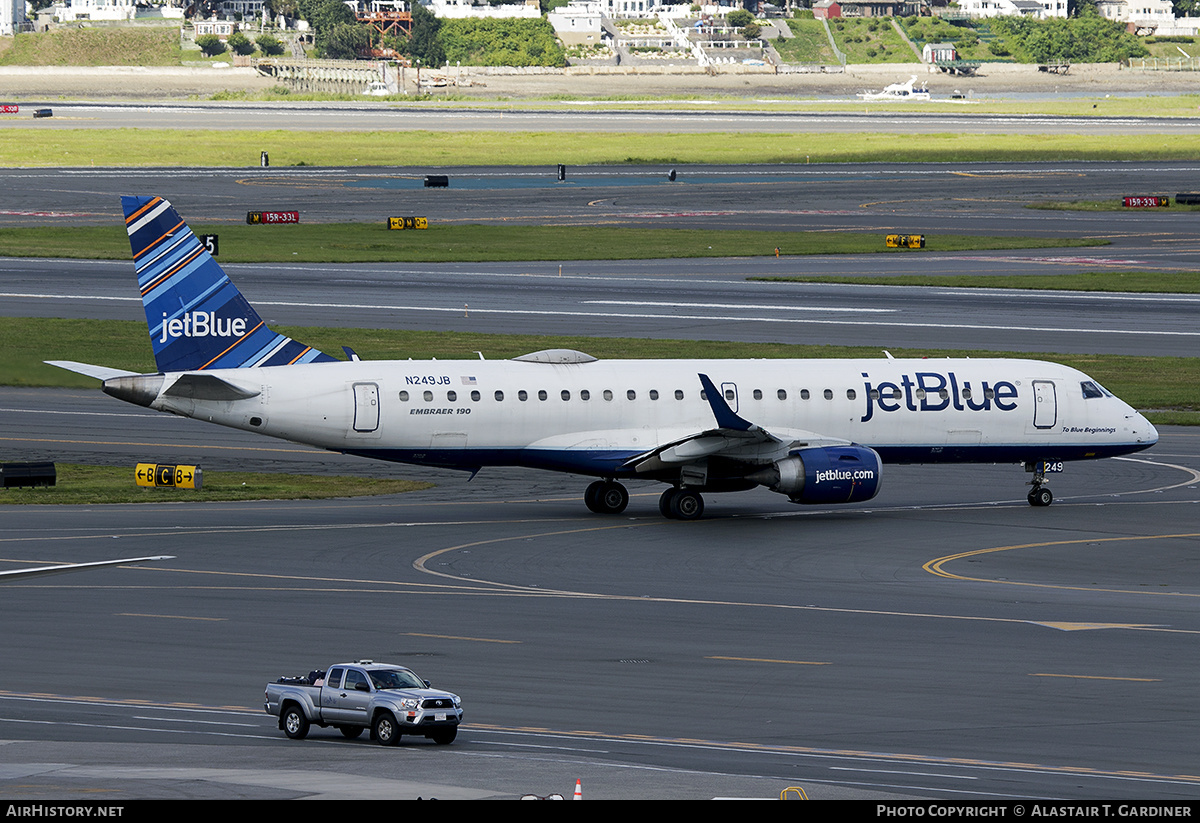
[264,660,463,746]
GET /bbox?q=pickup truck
[264,660,463,746]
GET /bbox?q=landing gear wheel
[1028,487,1053,507]
[659,487,680,518]
[338,725,363,740]
[373,712,401,747]
[585,480,628,514]
[669,489,704,520]
[282,705,309,740]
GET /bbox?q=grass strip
[6,128,1200,167]
[752,271,1200,293]
[4,318,1196,422]
[0,463,432,505]
[0,224,1104,263]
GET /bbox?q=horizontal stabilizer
[44,360,139,381]
[164,372,261,401]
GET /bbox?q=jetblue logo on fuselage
[159,312,247,343]
[860,371,1018,423]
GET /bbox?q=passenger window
[753,389,762,400]
[471,390,480,401]
[846,389,856,400]
[561,390,571,401]
[538,390,548,401]
[823,389,833,400]
[649,389,659,400]
[581,389,590,401]
[627,390,637,400]
[447,391,457,402]
[495,391,504,401]
[518,390,528,401]
[604,390,613,401]
[399,391,409,402]
[675,390,684,400]
[724,389,734,401]
[423,391,433,401]
[800,389,809,400]
[779,389,788,400]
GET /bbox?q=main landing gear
[583,481,705,520]
[659,487,704,520]
[584,479,628,514]
[1026,460,1055,507]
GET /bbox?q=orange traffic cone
[573,778,582,800]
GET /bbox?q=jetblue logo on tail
[159,312,248,343]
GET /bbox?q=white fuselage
[143,356,1157,477]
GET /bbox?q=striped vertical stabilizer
[122,195,336,373]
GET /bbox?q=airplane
[48,196,1158,520]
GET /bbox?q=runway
[2,160,1200,800]
[8,102,1200,135]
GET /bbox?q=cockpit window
[1080,381,1104,399]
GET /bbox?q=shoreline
[0,61,1197,101]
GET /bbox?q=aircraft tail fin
[121,196,337,373]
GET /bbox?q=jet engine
[746,445,882,504]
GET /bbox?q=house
[1,0,25,36]
[547,0,605,45]
[1096,0,1175,33]
[955,0,1064,18]
[922,41,956,62]
[195,19,239,36]
[812,0,842,18]
[420,0,540,19]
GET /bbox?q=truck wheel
[430,727,457,745]
[282,705,309,740]
[338,726,363,740]
[373,712,401,746]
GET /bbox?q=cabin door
[352,382,380,433]
[1032,380,1057,430]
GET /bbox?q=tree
[226,31,257,56]
[256,34,286,56]
[318,22,371,59]
[407,3,445,67]
[727,8,755,27]
[195,34,228,57]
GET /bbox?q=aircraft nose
[1133,411,1158,445]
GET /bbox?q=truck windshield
[369,668,426,690]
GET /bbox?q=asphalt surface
[7,102,1200,135]
[2,159,1200,800]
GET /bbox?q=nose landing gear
[1025,460,1061,507]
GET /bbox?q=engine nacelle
[747,445,882,504]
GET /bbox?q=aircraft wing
[45,360,139,381]
[0,555,174,582]
[624,373,848,472]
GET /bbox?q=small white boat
[857,76,931,102]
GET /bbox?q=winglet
[698,373,754,432]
